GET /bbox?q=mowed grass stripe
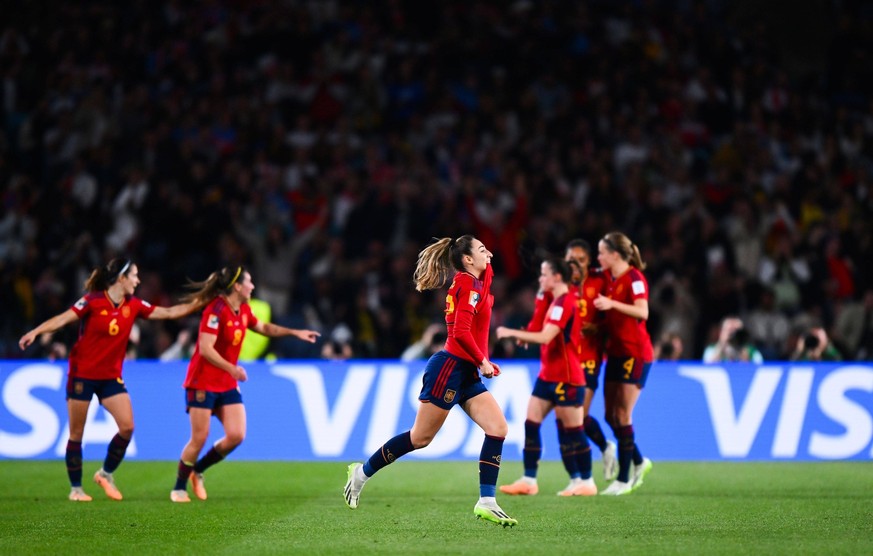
[1,461,871,555]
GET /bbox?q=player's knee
[410,431,433,449]
[226,432,245,448]
[118,424,134,438]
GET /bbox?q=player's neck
[461,266,482,280]
[223,293,242,313]
[106,286,124,305]
[552,283,569,297]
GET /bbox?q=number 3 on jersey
[445,294,455,316]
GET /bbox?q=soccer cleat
[599,480,633,496]
[170,489,191,503]
[68,487,92,502]
[474,501,518,528]
[190,471,207,500]
[630,457,653,491]
[557,478,598,497]
[93,469,123,501]
[344,463,366,509]
[603,441,618,481]
[499,478,539,496]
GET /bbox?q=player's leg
[66,397,92,501]
[600,377,632,495]
[618,382,653,491]
[500,394,552,495]
[583,385,616,480]
[196,401,246,473]
[345,401,448,509]
[555,397,596,496]
[93,390,133,501]
[464,392,517,527]
[173,405,212,502]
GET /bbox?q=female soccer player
[170,266,320,502]
[496,258,597,496]
[18,258,202,502]
[343,235,517,527]
[563,239,617,480]
[593,232,654,495]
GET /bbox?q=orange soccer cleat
[499,478,539,496]
[190,471,207,500]
[93,469,123,501]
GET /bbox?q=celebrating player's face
[597,241,619,271]
[538,261,561,293]
[237,272,255,300]
[120,265,141,295]
[467,239,493,273]
[565,246,589,282]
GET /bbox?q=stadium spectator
[790,326,842,362]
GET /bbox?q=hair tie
[449,237,457,248]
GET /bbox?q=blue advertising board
[1,360,871,461]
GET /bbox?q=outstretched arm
[496,323,560,346]
[250,321,321,343]
[148,301,203,320]
[19,310,79,350]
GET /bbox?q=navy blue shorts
[582,358,603,392]
[66,377,128,402]
[604,357,651,387]
[185,388,243,413]
[418,351,487,410]
[531,377,584,406]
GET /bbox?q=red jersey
[184,297,259,392]
[538,291,584,385]
[68,292,155,379]
[444,265,493,365]
[527,289,552,332]
[602,267,653,362]
[576,274,607,362]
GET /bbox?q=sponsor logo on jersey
[632,280,646,295]
[207,315,219,329]
[142,300,152,308]
[469,291,480,308]
[74,297,87,310]
[100,310,108,316]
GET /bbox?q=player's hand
[232,365,248,382]
[593,294,613,311]
[18,331,37,351]
[296,329,321,343]
[479,360,496,379]
[495,326,511,340]
[490,360,501,377]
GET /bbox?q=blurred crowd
[2,0,872,361]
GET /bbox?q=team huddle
[19,231,653,527]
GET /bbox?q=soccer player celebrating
[563,239,617,481]
[593,232,654,495]
[344,235,517,528]
[18,258,202,502]
[170,266,319,503]
[496,258,596,496]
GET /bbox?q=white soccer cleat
[170,489,191,503]
[557,477,597,497]
[599,480,633,496]
[474,500,518,527]
[68,487,92,502]
[630,457,653,491]
[603,441,618,481]
[344,463,366,509]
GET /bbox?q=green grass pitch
[1,460,871,555]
